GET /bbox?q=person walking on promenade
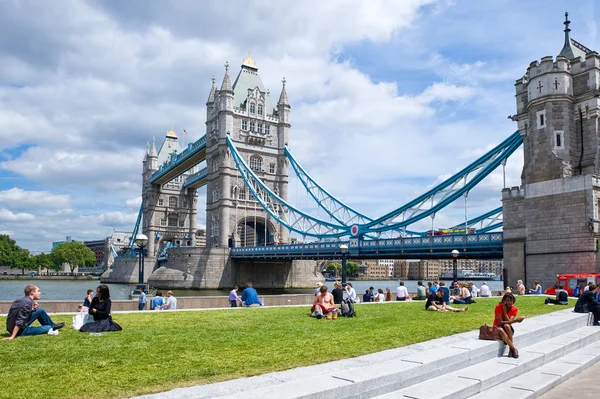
[331,282,344,305]
[4,284,65,340]
[396,281,409,301]
[138,287,147,311]
[152,291,165,310]
[574,284,600,325]
[529,280,542,294]
[229,285,242,307]
[242,282,262,307]
[345,282,357,303]
[516,280,526,295]
[480,282,491,297]
[311,285,338,320]
[494,292,525,358]
[162,291,178,310]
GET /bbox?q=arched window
[249,155,262,172]
[249,103,256,114]
[168,197,178,208]
[257,104,263,115]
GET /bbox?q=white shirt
[375,293,385,302]
[396,286,409,299]
[165,296,177,310]
[480,284,491,296]
[471,284,479,298]
[345,287,357,302]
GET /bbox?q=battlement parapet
[502,186,525,200]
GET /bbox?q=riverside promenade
[127,304,600,399]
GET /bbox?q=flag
[183,129,188,134]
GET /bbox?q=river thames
[0,279,507,301]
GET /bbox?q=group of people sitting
[229,282,263,307]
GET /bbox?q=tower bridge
[102,17,600,290]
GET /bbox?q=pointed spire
[150,136,157,157]
[278,77,289,106]
[207,74,216,103]
[559,12,575,59]
[221,61,233,92]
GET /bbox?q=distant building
[84,240,105,267]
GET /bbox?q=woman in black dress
[80,285,122,332]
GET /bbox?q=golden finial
[166,127,177,139]
[242,51,257,68]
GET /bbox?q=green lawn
[0,297,574,399]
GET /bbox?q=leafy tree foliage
[347,261,359,277]
[326,262,341,276]
[51,241,96,273]
[0,234,26,268]
[32,253,59,272]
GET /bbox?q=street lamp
[135,233,149,284]
[340,244,349,286]
[451,249,459,282]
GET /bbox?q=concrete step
[372,326,600,399]
[467,340,600,399]
[131,309,591,399]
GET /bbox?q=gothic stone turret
[205,55,290,248]
[503,14,600,290]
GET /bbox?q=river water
[0,279,506,301]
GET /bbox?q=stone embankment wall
[0,294,315,314]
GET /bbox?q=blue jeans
[21,308,56,336]
[138,302,146,310]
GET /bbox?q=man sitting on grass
[425,289,468,312]
[241,282,263,307]
[311,285,338,320]
[544,285,569,305]
[4,284,65,340]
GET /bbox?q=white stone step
[467,340,600,399]
[131,309,591,399]
[372,326,600,399]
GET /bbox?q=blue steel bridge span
[230,232,503,260]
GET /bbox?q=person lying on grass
[494,292,525,358]
[425,289,468,312]
[311,285,338,320]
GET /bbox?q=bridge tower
[142,130,198,258]
[205,54,290,248]
[504,13,600,289]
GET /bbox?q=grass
[0,297,575,399]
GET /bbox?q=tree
[0,234,24,268]
[347,261,359,277]
[32,253,59,273]
[51,241,96,273]
[326,262,341,276]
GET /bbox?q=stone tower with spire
[205,54,290,248]
[141,129,199,258]
[503,13,600,290]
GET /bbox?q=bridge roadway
[150,135,207,185]
[230,232,503,260]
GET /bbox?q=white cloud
[0,209,35,222]
[0,188,70,210]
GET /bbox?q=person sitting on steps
[494,292,525,358]
[574,284,600,325]
[311,285,338,320]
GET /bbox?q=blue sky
[0,0,597,251]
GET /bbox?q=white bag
[72,312,93,330]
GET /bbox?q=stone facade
[504,17,600,291]
[205,55,290,249]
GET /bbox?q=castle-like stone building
[503,14,600,290]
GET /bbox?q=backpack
[341,299,356,317]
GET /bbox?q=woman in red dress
[494,292,525,358]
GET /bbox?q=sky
[1,0,598,251]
